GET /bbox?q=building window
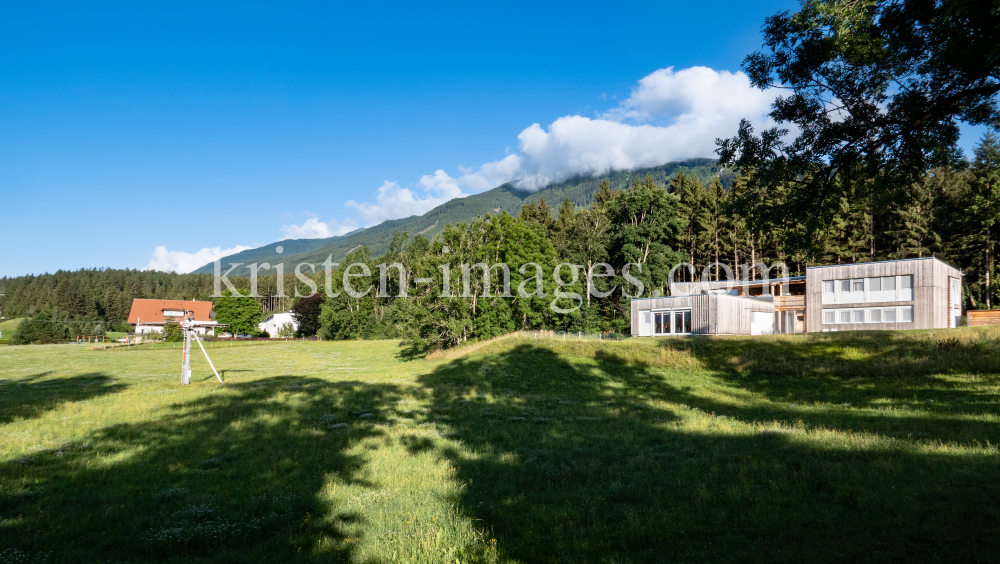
[851,279,864,292]
[852,309,865,323]
[868,277,881,292]
[883,276,896,291]
[824,310,835,324]
[823,280,835,294]
[839,310,851,323]
[652,310,692,335]
[900,306,913,322]
[869,308,881,323]
[883,308,896,322]
[901,275,912,289]
[841,280,851,292]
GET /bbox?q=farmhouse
[127,299,219,335]
[632,257,962,336]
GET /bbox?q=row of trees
[0,269,216,322]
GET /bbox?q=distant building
[128,299,218,335]
[259,312,297,336]
[632,257,962,336]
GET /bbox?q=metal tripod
[181,313,223,385]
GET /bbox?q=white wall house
[259,312,298,336]
[128,299,218,336]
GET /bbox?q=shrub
[163,319,183,342]
[9,315,69,345]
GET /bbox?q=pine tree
[968,130,1000,308]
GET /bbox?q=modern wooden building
[806,257,962,332]
[632,257,962,336]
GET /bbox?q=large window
[652,309,692,335]
[821,275,914,304]
[822,306,913,324]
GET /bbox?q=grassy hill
[1,327,999,561]
[191,158,727,274]
[0,317,23,337]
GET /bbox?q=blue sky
[0,1,989,277]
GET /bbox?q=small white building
[259,312,297,336]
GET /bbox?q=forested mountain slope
[189,159,727,274]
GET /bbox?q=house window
[883,308,896,322]
[652,310,692,335]
[868,277,881,292]
[882,276,896,291]
[869,308,882,323]
[841,280,851,292]
[852,309,865,323]
[852,279,864,292]
[823,280,835,294]
[674,310,692,334]
[839,310,851,323]
[901,275,912,289]
[824,310,835,324]
[900,306,913,322]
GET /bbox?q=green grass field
[2,328,999,563]
[0,317,23,339]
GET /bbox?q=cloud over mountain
[280,216,358,240]
[143,244,257,274]
[346,65,776,222]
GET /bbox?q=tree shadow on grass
[0,376,404,563]
[415,343,1000,563]
[659,330,1000,413]
[0,372,127,425]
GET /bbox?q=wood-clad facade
[632,257,962,337]
[631,294,775,336]
[805,257,962,333]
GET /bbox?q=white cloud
[337,65,778,223]
[143,245,256,274]
[346,179,469,225]
[279,216,358,240]
[484,66,777,191]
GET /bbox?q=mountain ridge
[190,158,729,275]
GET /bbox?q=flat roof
[671,275,806,286]
[806,256,961,272]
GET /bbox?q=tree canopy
[717,0,1000,242]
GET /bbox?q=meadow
[1,328,999,563]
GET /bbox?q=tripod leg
[181,330,191,385]
[192,332,224,383]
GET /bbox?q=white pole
[181,326,191,385]
[192,331,223,383]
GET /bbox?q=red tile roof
[128,299,214,324]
